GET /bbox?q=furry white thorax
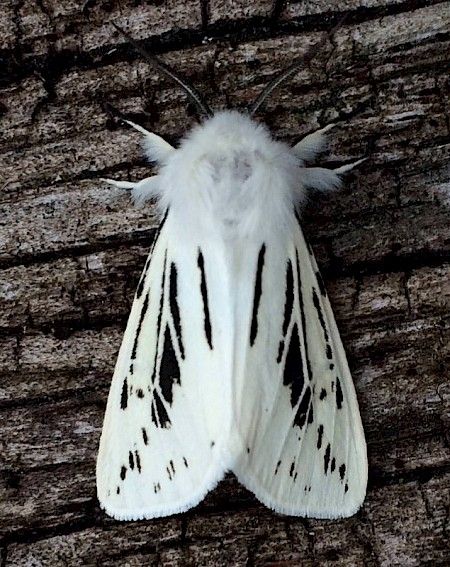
[157,111,300,240]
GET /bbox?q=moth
[97,23,367,521]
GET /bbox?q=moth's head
[174,110,289,185]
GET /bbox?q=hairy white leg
[298,159,367,193]
[101,176,160,205]
[124,119,175,164]
[292,124,336,163]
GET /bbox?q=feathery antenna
[112,22,213,119]
[249,14,348,116]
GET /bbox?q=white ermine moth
[97,22,367,521]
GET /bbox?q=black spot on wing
[277,259,295,363]
[142,427,148,445]
[319,388,327,400]
[136,210,168,299]
[116,486,120,495]
[169,262,185,359]
[345,483,349,493]
[159,326,181,405]
[283,324,304,409]
[324,444,331,474]
[331,457,336,473]
[317,424,324,449]
[120,378,128,410]
[183,457,189,468]
[129,451,134,470]
[197,250,213,349]
[250,244,266,346]
[312,288,329,342]
[289,461,295,477]
[295,251,313,381]
[137,388,144,399]
[131,289,150,360]
[151,390,171,428]
[120,466,127,481]
[336,377,343,409]
[339,463,346,481]
[274,460,281,475]
[135,451,141,473]
[294,385,311,429]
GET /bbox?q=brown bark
[0,1,449,565]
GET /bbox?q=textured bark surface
[1,0,449,565]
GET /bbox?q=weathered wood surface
[1,0,449,565]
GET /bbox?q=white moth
[97,24,367,521]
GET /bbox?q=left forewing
[232,216,367,518]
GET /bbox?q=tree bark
[0,1,449,565]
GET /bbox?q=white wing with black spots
[97,211,231,520]
[232,215,367,518]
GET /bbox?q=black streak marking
[183,457,189,468]
[324,444,331,474]
[250,244,266,346]
[129,451,134,470]
[152,390,171,428]
[116,486,120,495]
[275,460,281,475]
[142,428,148,445]
[277,259,294,363]
[135,451,141,473]
[326,344,333,360]
[294,385,311,429]
[169,263,185,359]
[120,466,127,481]
[339,463,346,481]
[136,210,168,299]
[307,403,314,424]
[345,483,349,493]
[312,288,329,342]
[320,388,327,400]
[160,326,181,405]
[283,324,304,409]
[137,388,144,399]
[290,462,295,477]
[295,251,313,381]
[130,364,134,375]
[329,363,334,370]
[131,290,150,360]
[167,466,172,480]
[247,447,250,454]
[151,251,168,385]
[170,460,175,475]
[317,425,324,449]
[316,271,327,297]
[197,250,213,349]
[120,378,128,410]
[294,472,298,482]
[336,378,343,409]
[331,458,336,473]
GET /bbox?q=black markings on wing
[283,323,304,409]
[197,250,213,349]
[120,377,128,410]
[312,287,333,360]
[294,385,311,429]
[135,451,141,473]
[339,463,346,481]
[324,444,331,474]
[169,262,185,359]
[120,466,127,481]
[142,428,148,445]
[317,424,324,449]
[159,326,181,405]
[250,244,266,346]
[129,451,134,470]
[336,377,343,409]
[136,210,168,299]
[151,390,171,428]
[131,290,150,360]
[277,259,295,363]
[151,251,168,386]
[295,250,313,381]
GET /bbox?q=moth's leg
[100,176,159,204]
[300,159,367,191]
[292,124,335,163]
[124,120,175,164]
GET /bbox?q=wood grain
[1,0,449,565]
